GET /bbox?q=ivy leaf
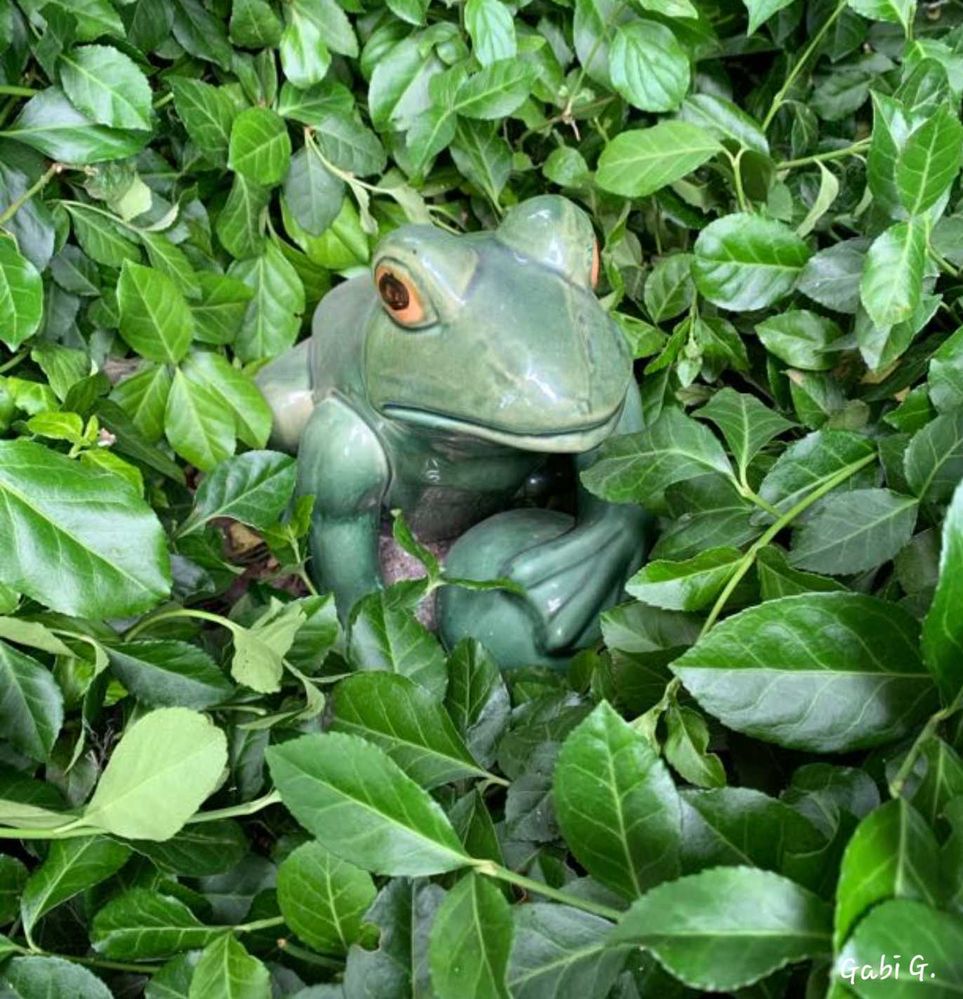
[92,889,220,959]
[277,840,376,954]
[282,146,344,236]
[693,214,811,311]
[169,77,236,167]
[922,480,963,702]
[627,547,744,611]
[696,387,795,478]
[581,407,733,505]
[83,708,228,841]
[228,107,292,186]
[465,0,516,66]
[266,731,472,876]
[609,21,690,113]
[610,868,832,992]
[58,45,152,131]
[0,238,44,349]
[117,261,194,364]
[0,957,112,998]
[0,439,171,618]
[860,219,927,331]
[430,873,512,999]
[106,640,234,710]
[0,639,63,761]
[671,593,938,752]
[188,934,270,999]
[595,121,722,198]
[554,701,681,899]
[895,103,963,214]
[165,368,235,472]
[904,409,963,502]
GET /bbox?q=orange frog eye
[375,265,427,326]
[590,240,600,289]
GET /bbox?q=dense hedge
[1,0,963,995]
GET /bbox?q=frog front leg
[296,397,390,621]
[507,385,654,652]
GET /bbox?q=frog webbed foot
[506,522,641,652]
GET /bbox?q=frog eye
[591,240,600,290]
[375,264,429,327]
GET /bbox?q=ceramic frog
[256,195,650,667]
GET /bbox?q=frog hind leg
[255,340,314,454]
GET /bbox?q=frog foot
[506,522,640,652]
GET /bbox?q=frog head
[363,196,632,452]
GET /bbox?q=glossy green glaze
[257,195,651,667]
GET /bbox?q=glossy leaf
[0,238,44,350]
[59,45,152,130]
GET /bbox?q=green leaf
[609,21,690,112]
[0,956,112,998]
[83,707,228,841]
[228,107,292,186]
[755,310,845,371]
[216,174,269,259]
[743,0,797,34]
[454,60,534,120]
[348,593,448,700]
[4,87,149,164]
[117,261,194,364]
[581,407,733,505]
[797,239,866,314]
[848,0,915,30]
[626,546,744,611]
[228,242,305,361]
[265,731,471,876]
[555,701,681,899]
[59,45,152,131]
[693,213,810,311]
[181,351,271,449]
[0,238,44,350]
[230,601,304,694]
[0,439,171,617]
[789,488,919,575]
[680,93,769,154]
[644,254,694,323]
[596,121,720,198]
[860,219,927,331]
[671,593,938,752]
[331,672,490,788]
[610,867,831,991]
[465,0,516,66]
[664,705,726,788]
[190,273,254,346]
[277,840,376,954]
[838,900,963,995]
[282,146,344,237]
[230,0,283,47]
[905,409,963,502]
[696,387,795,477]
[834,799,939,948]
[895,103,963,214]
[107,640,234,709]
[312,113,387,177]
[922,481,963,701]
[508,904,630,999]
[445,638,510,768]
[63,202,141,268]
[130,821,248,878]
[165,369,235,472]
[758,430,877,517]
[92,889,220,959]
[170,77,236,168]
[182,450,296,534]
[188,934,270,999]
[21,836,131,938]
[280,1,332,89]
[0,639,63,761]
[112,363,173,443]
[757,545,847,599]
[429,873,512,999]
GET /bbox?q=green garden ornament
[257,195,651,668]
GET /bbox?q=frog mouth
[381,402,623,452]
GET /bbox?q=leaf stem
[727,149,749,212]
[0,85,38,97]
[0,163,62,227]
[699,451,878,637]
[124,606,239,641]
[185,789,282,825]
[475,861,623,921]
[776,138,871,171]
[236,915,286,934]
[888,692,963,797]
[762,0,847,130]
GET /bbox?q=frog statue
[256,195,651,668]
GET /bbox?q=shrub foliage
[2,0,963,994]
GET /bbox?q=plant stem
[776,138,871,171]
[699,451,878,637]
[763,0,847,130]
[185,789,282,825]
[0,84,38,97]
[277,939,344,968]
[236,915,286,934]
[124,606,238,641]
[0,821,100,841]
[727,149,749,212]
[0,163,61,227]
[475,861,623,921]
[888,692,963,797]
[0,349,27,374]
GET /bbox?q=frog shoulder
[298,395,389,513]
[308,275,376,393]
